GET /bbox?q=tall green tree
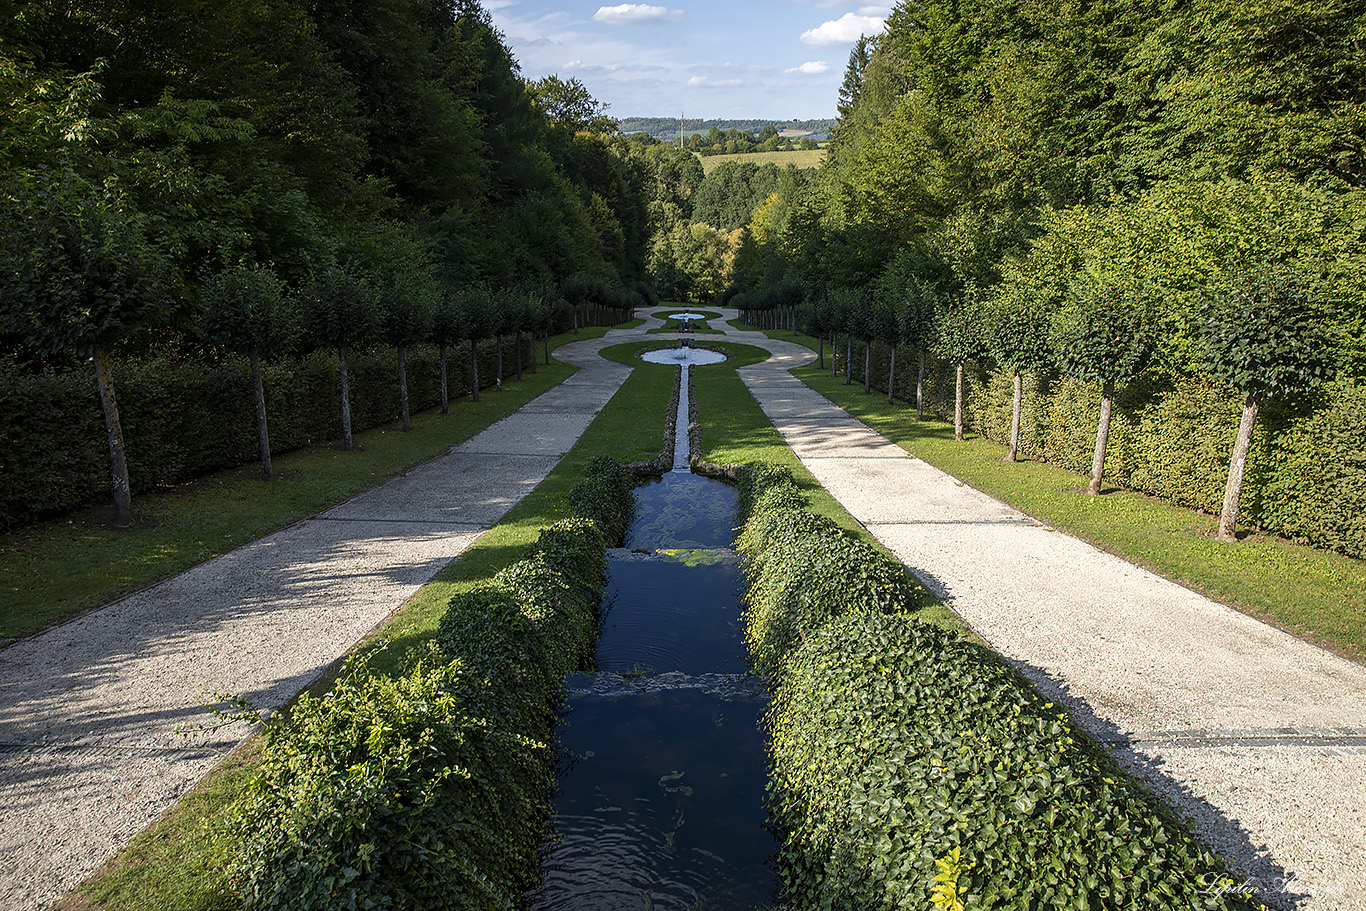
[198,262,299,478]
[378,268,436,432]
[1200,262,1338,540]
[0,170,173,527]
[985,290,1052,461]
[299,267,379,450]
[1052,275,1156,495]
[931,288,987,441]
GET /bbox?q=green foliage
[0,169,174,357]
[1200,262,1337,398]
[232,653,543,911]
[735,464,924,678]
[198,262,298,358]
[1051,276,1155,386]
[930,289,986,366]
[565,455,634,544]
[298,267,379,352]
[766,612,1259,910]
[232,458,631,909]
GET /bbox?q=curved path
[1,307,1362,910]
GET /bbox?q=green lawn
[749,326,1366,663]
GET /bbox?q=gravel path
[4,310,1362,910]
[723,318,1366,911]
[0,321,653,911]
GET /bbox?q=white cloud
[688,75,744,87]
[593,4,684,25]
[800,11,887,46]
[784,60,830,75]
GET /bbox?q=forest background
[2,0,1365,562]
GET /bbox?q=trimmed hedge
[734,465,924,677]
[735,462,1258,910]
[829,337,1366,559]
[767,613,1259,910]
[0,339,530,530]
[231,458,631,910]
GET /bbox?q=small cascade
[672,364,691,471]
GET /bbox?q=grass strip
[0,327,626,644]
[750,326,1366,662]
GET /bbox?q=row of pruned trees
[734,185,1344,543]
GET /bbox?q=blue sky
[486,1,893,120]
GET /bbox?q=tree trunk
[1217,392,1261,542]
[338,345,353,451]
[845,332,853,385]
[916,350,925,421]
[470,339,480,403]
[544,331,550,365]
[1088,379,1115,495]
[887,345,896,406]
[1005,371,1023,462]
[818,334,825,371]
[863,340,871,394]
[249,350,273,478]
[529,331,537,374]
[495,335,503,391]
[398,345,411,431]
[831,331,838,377]
[93,348,134,528]
[439,344,449,415]
[515,330,523,381]
[954,362,964,441]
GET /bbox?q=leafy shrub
[233,654,546,911]
[233,459,630,909]
[566,455,633,543]
[735,463,923,677]
[767,612,1259,911]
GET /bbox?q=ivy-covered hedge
[735,462,1257,910]
[830,339,1366,559]
[231,458,630,910]
[767,613,1259,910]
[0,339,531,530]
[734,465,924,677]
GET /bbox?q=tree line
[726,0,1365,551]
[0,0,654,527]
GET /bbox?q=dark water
[531,472,778,911]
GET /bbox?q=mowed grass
[0,327,621,645]
[749,326,1366,663]
[60,336,966,911]
[699,148,825,174]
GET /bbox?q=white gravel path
[722,318,1366,911]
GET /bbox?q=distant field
[700,148,826,174]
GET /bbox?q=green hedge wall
[829,338,1366,559]
[230,459,630,910]
[0,339,531,530]
[767,613,1259,910]
[735,462,1259,910]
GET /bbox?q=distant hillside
[620,117,838,142]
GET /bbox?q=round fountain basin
[667,312,709,321]
[640,347,728,367]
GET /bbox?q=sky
[485,1,894,121]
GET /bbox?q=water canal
[531,349,777,911]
